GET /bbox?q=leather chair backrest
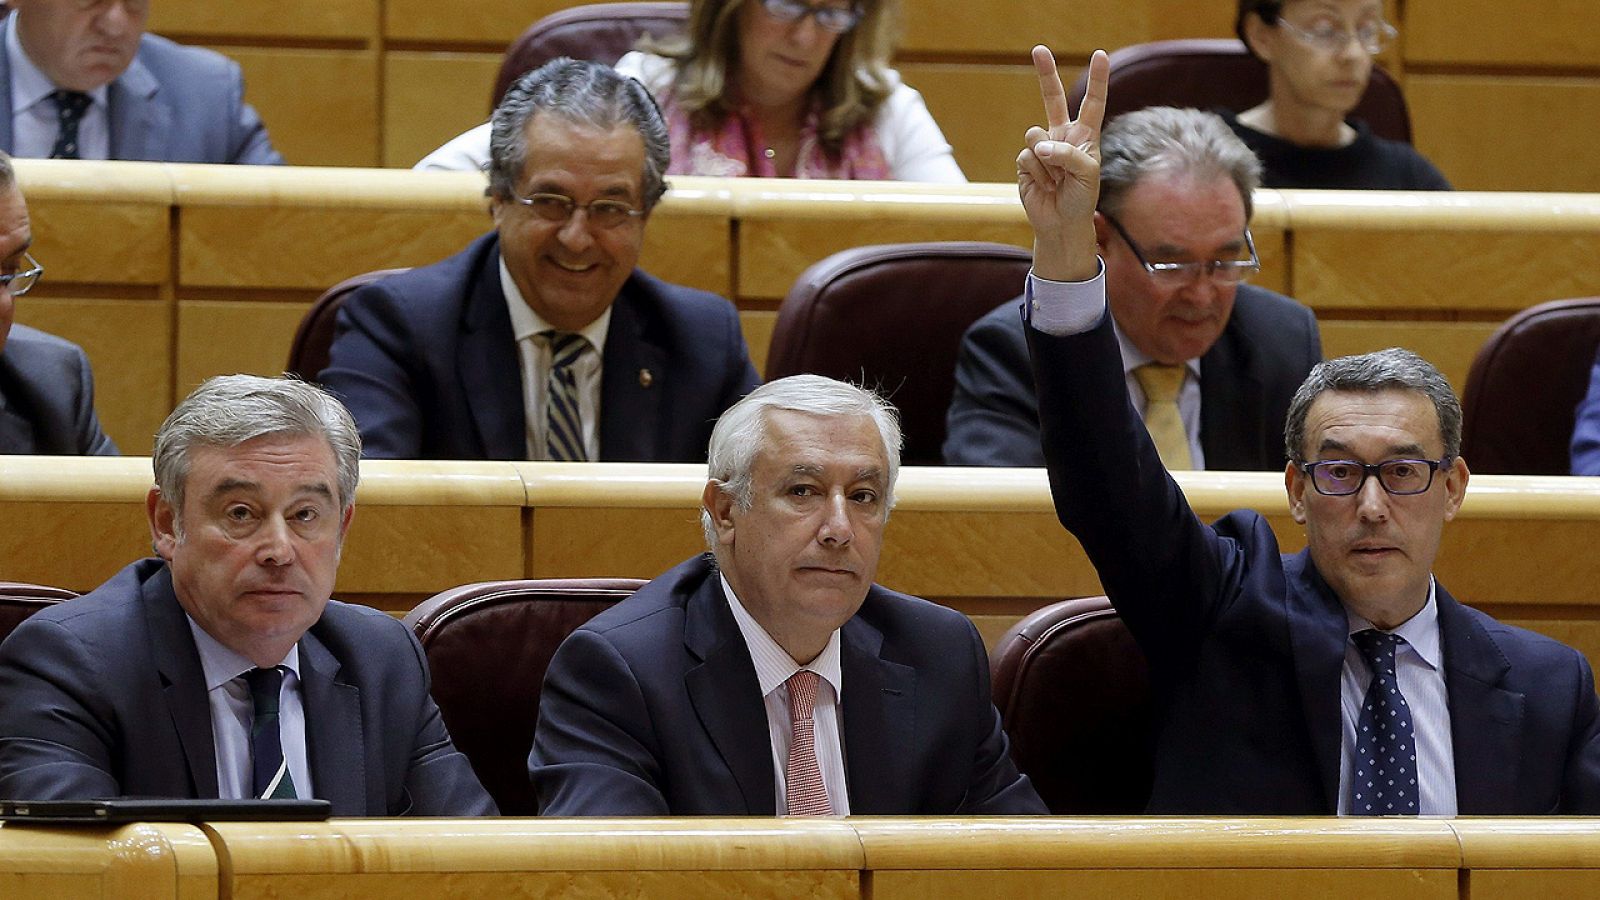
[765,242,1033,466]
[990,596,1156,813]
[492,1,691,110]
[286,269,409,382]
[1462,297,1600,475]
[0,583,76,645]
[1067,38,1413,144]
[402,578,646,814]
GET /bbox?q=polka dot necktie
[1350,630,1417,815]
[49,90,92,160]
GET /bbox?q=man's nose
[255,516,297,566]
[816,493,854,547]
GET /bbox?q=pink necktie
[784,670,832,816]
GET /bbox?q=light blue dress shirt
[5,17,110,160]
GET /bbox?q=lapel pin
[639,368,654,388]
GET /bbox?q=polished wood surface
[0,822,216,900]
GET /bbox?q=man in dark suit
[0,2,281,164]
[945,105,1320,470]
[531,375,1046,816]
[321,58,757,462]
[0,150,115,454]
[1020,46,1600,814]
[0,375,494,815]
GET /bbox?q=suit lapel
[839,608,917,814]
[683,572,775,814]
[1437,587,1523,813]
[299,630,369,815]
[141,566,219,798]
[599,275,667,461]
[1286,554,1349,813]
[457,241,528,459]
[106,54,164,161]
[1198,321,1266,471]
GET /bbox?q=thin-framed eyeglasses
[1101,212,1260,286]
[757,0,864,34]
[509,192,645,229]
[0,252,44,296]
[1275,16,1398,55]
[1298,458,1448,496]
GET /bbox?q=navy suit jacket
[0,20,281,165]
[531,555,1046,815]
[0,324,116,455]
[945,283,1320,469]
[0,559,495,815]
[1029,309,1600,814]
[320,233,759,461]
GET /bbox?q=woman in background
[1228,0,1449,190]
[418,0,964,183]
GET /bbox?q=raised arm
[1019,46,1108,283]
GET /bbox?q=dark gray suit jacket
[0,19,281,164]
[944,283,1320,469]
[0,324,115,455]
[0,559,495,815]
[531,555,1046,815]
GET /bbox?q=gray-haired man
[0,374,495,814]
[321,57,757,462]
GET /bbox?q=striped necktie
[49,90,92,160]
[1132,362,1194,470]
[244,666,298,800]
[545,331,590,461]
[783,670,832,816]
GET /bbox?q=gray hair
[1099,106,1263,220]
[0,150,13,190]
[153,374,362,517]
[701,375,902,551]
[488,57,671,211]
[1284,348,1462,462]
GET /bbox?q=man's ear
[701,480,736,547]
[1442,457,1470,522]
[1242,12,1277,63]
[147,487,178,559]
[1092,211,1111,253]
[1285,461,1308,525]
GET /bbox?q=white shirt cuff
[1026,259,1108,337]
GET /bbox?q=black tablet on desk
[0,798,331,825]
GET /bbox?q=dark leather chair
[0,582,76,644]
[285,268,408,381]
[1462,297,1600,475]
[492,1,690,109]
[1066,38,1413,144]
[764,242,1033,466]
[990,596,1156,814]
[402,578,646,815]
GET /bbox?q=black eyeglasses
[1298,458,1449,496]
[0,252,43,296]
[1102,212,1260,286]
[757,0,864,34]
[510,192,645,229]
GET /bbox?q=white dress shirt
[5,18,111,160]
[720,575,851,815]
[187,618,312,800]
[500,256,611,460]
[1113,322,1206,470]
[1338,579,1456,815]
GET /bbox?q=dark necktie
[244,666,298,800]
[1350,630,1417,815]
[49,90,92,160]
[544,331,589,461]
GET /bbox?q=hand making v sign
[1019,46,1110,283]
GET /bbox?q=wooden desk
[0,822,215,900]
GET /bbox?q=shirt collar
[498,254,612,355]
[720,572,844,701]
[186,614,302,691]
[1111,315,1203,382]
[7,16,109,116]
[1346,576,1443,671]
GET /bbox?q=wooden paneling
[382,53,501,168]
[384,0,553,44]
[150,0,378,40]
[175,300,312,395]
[1404,0,1600,67]
[225,49,382,168]
[872,869,1455,899]
[0,823,216,900]
[1409,77,1600,193]
[1317,321,1500,394]
[898,63,1045,185]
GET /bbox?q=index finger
[1032,44,1071,132]
[1074,49,1111,142]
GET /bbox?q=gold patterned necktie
[1133,363,1194,470]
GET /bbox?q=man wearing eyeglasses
[0,151,115,454]
[1025,47,1600,814]
[945,106,1320,470]
[321,58,758,462]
